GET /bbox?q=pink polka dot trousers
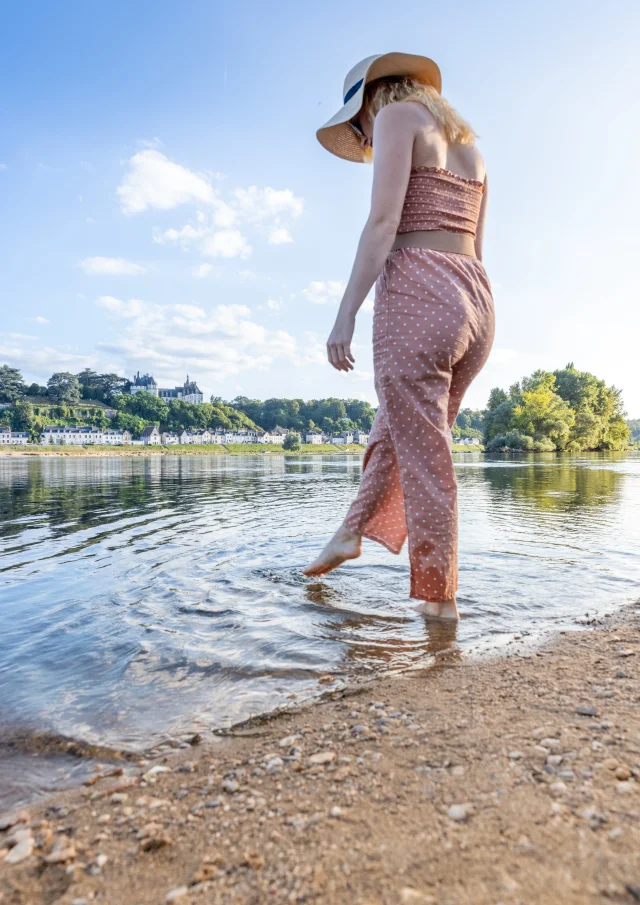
[343,248,495,603]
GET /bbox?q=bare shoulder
[374,100,429,131]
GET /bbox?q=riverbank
[2,604,639,904]
[0,442,481,458]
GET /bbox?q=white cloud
[0,163,7,172]
[137,137,165,150]
[192,263,212,278]
[302,280,347,305]
[268,225,293,245]
[0,342,95,376]
[154,224,208,246]
[119,150,304,256]
[212,199,237,228]
[94,296,299,381]
[232,186,303,221]
[30,315,50,325]
[117,150,216,215]
[97,296,154,319]
[302,280,373,312]
[201,229,251,259]
[80,256,145,276]
[266,298,282,310]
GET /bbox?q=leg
[342,399,407,554]
[303,402,406,578]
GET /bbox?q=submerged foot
[303,526,362,578]
[414,599,459,622]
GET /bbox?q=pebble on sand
[448,803,474,822]
[0,811,29,831]
[4,836,34,864]
[400,887,437,904]
[308,751,336,766]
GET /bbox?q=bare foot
[303,526,362,578]
[414,599,459,622]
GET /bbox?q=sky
[1,0,639,414]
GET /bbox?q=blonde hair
[362,76,476,158]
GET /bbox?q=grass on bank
[0,441,484,456]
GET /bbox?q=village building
[40,426,131,446]
[331,431,354,445]
[141,425,161,445]
[305,433,323,445]
[353,430,369,445]
[129,373,204,405]
[0,429,30,445]
[129,373,158,396]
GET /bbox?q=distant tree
[553,363,629,451]
[98,373,128,402]
[0,364,26,403]
[112,411,147,438]
[11,400,35,432]
[115,390,168,422]
[76,370,127,403]
[627,419,640,442]
[487,387,509,411]
[483,366,630,452]
[283,431,301,451]
[26,382,47,397]
[47,372,81,404]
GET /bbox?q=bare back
[408,102,486,183]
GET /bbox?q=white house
[141,425,161,445]
[226,430,260,444]
[40,426,131,446]
[190,429,213,444]
[161,432,179,445]
[259,430,285,444]
[0,429,30,445]
[331,432,354,445]
[304,433,323,445]
[353,431,369,445]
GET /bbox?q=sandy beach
[1,604,639,905]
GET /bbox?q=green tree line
[483,363,630,451]
[0,363,634,449]
[227,396,376,435]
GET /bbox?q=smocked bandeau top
[398,166,485,238]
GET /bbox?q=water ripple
[0,451,639,808]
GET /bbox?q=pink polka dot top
[398,167,485,237]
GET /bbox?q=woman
[304,52,494,622]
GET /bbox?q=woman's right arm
[474,173,488,262]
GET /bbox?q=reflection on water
[0,451,639,807]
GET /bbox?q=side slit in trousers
[343,247,495,603]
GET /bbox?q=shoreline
[2,604,639,903]
[0,443,481,458]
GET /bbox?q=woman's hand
[326,312,356,372]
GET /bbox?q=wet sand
[1,604,639,904]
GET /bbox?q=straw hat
[316,52,442,163]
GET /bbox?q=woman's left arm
[326,102,416,372]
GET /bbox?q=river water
[0,451,639,808]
